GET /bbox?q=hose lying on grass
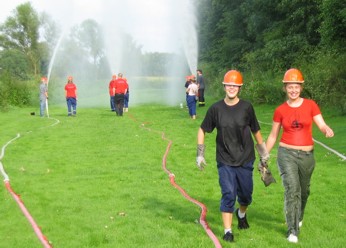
[136,117,222,248]
[1,134,52,248]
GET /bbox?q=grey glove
[256,142,270,165]
[196,144,207,170]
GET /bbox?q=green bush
[0,73,37,110]
[302,49,346,115]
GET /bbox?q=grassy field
[0,103,345,248]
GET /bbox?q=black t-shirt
[200,99,260,166]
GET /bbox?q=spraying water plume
[45,0,198,108]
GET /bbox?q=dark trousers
[198,89,205,106]
[114,94,125,116]
[217,161,254,213]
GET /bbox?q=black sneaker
[236,208,250,229]
[222,232,234,242]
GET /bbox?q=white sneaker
[299,221,303,228]
[287,234,298,243]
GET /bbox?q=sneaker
[236,208,250,229]
[299,221,303,228]
[287,234,298,243]
[222,232,234,242]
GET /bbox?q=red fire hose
[137,118,222,247]
[1,134,52,248]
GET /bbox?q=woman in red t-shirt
[64,76,77,116]
[266,69,334,244]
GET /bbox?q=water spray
[45,30,66,118]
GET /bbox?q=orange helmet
[223,70,243,86]
[41,77,47,82]
[282,68,304,83]
[68,76,73,81]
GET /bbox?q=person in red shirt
[266,68,334,243]
[112,73,128,116]
[64,76,77,116]
[109,74,117,111]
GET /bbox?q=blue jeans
[40,99,46,117]
[277,146,315,236]
[217,160,254,213]
[66,97,77,115]
[124,93,129,108]
[110,96,115,111]
[186,95,197,116]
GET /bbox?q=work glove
[258,162,276,187]
[196,144,207,170]
[255,143,270,169]
[255,142,275,186]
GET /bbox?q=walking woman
[265,68,334,243]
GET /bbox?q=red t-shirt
[65,83,77,98]
[109,80,116,96]
[273,99,321,146]
[114,78,128,94]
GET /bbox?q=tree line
[0,1,345,114]
[196,0,345,114]
[0,2,183,110]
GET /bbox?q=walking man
[113,73,128,116]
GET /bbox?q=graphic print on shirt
[289,111,303,131]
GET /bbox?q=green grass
[0,103,345,248]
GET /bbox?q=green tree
[0,49,30,79]
[319,0,346,50]
[0,2,41,76]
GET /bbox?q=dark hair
[197,69,202,73]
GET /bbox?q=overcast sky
[0,0,195,53]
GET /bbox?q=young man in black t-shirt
[196,70,269,242]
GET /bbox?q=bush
[0,72,37,110]
[302,49,346,115]
[241,80,285,104]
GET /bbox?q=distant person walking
[65,76,77,117]
[113,73,128,116]
[186,75,198,119]
[265,68,334,243]
[197,69,205,107]
[39,76,48,117]
[109,75,117,111]
[196,70,269,243]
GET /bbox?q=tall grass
[0,104,345,247]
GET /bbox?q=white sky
[0,0,190,53]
